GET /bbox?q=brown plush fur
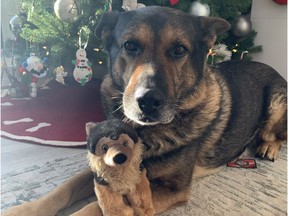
[86,120,154,216]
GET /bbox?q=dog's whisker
[112,105,123,113]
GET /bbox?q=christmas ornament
[207,44,232,65]
[273,0,287,5]
[9,15,22,35]
[240,51,249,60]
[189,1,210,17]
[104,0,113,11]
[232,15,252,38]
[54,66,68,85]
[72,29,92,86]
[22,53,49,97]
[169,0,180,6]
[54,0,80,23]
[122,0,145,11]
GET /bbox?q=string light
[98,61,103,64]
[94,48,100,52]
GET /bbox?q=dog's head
[86,119,140,168]
[96,6,230,126]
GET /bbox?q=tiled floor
[1,138,86,175]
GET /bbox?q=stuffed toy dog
[86,119,154,216]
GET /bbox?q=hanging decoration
[189,1,210,17]
[207,44,232,65]
[104,0,113,11]
[240,51,249,60]
[231,15,252,38]
[54,66,68,85]
[72,28,92,86]
[9,15,23,36]
[22,53,49,97]
[122,0,146,11]
[169,0,180,6]
[54,0,81,23]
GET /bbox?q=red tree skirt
[1,79,105,147]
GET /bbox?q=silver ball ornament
[232,16,252,38]
[54,0,80,23]
[189,1,210,17]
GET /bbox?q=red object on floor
[273,0,287,5]
[227,159,257,169]
[1,79,105,147]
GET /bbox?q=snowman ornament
[22,53,48,97]
[72,47,92,86]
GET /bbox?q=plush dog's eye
[170,45,187,58]
[123,41,139,53]
[123,141,128,147]
[102,144,109,152]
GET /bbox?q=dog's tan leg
[257,92,287,161]
[193,165,223,180]
[2,169,94,216]
[71,201,103,216]
[151,186,190,214]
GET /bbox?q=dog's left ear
[85,122,98,136]
[198,17,231,49]
[95,12,119,49]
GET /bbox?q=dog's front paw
[256,140,283,161]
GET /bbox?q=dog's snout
[113,153,127,165]
[136,89,164,115]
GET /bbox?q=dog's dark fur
[3,6,287,216]
[98,6,287,213]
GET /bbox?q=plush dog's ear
[85,122,98,136]
[95,12,119,49]
[198,17,231,49]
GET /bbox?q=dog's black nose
[136,89,164,115]
[113,153,127,164]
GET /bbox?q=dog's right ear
[85,122,98,137]
[95,12,119,49]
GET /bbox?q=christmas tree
[5,0,262,79]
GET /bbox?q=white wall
[251,0,287,80]
[1,0,21,44]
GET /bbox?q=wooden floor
[1,137,86,175]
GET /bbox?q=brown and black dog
[3,6,287,216]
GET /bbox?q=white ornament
[122,0,145,11]
[54,0,80,23]
[54,66,68,85]
[31,82,37,88]
[24,54,47,78]
[190,1,210,17]
[72,48,92,86]
[30,92,37,98]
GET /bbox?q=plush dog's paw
[256,141,283,162]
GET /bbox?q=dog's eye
[170,45,187,58]
[123,41,139,53]
[102,144,109,152]
[123,141,128,147]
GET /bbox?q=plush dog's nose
[136,89,164,115]
[113,153,127,164]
